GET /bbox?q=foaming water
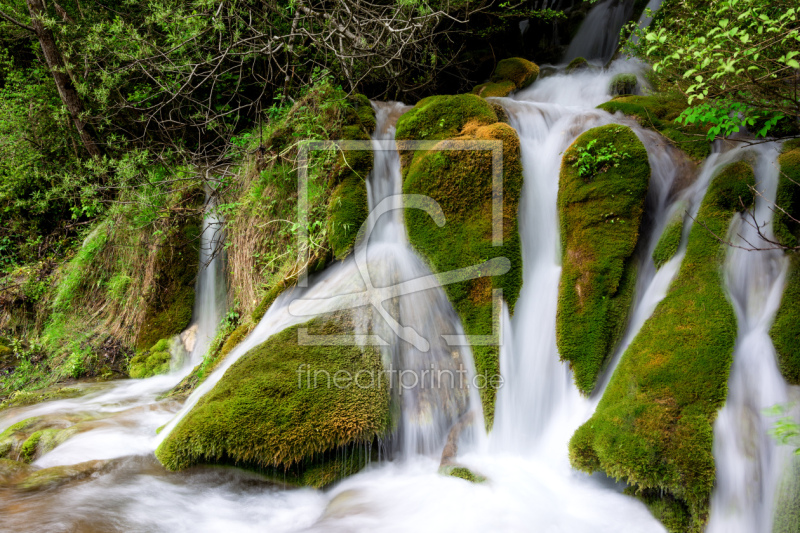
[707,143,789,532]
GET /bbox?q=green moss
[128,337,173,379]
[439,464,486,483]
[471,58,540,98]
[598,94,710,161]
[557,125,651,394]
[19,431,42,462]
[0,458,36,485]
[770,141,800,384]
[773,455,800,533]
[609,73,638,96]
[491,58,539,89]
[326,172,369,260]
[155,312,390,486]
[652,211,684,270]
[395,94,498,142]
[569,161,756,531]
[396,95,523,427]
[252,282,289,323]
[633,488,691,533]
[347,93,376,133]
[15,459,108,491]
[0,386,83,411]
[471,80,516,98]
[566,57,589,72]
[136,217,201,350]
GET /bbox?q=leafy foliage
[626,0,800,140]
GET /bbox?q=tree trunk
[26,0,101,159]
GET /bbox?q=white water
[564,0,634,64]
[707,143,790,533]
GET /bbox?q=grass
[155,312,389,486]
[569,160,755,532]
[557,124,651,394]
[770,139,800,384]
[598,93,711,161]
[396,95,524,428]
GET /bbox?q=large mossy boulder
[598,94,710,161]
[395,94,523,427]
[557,124,651,394]
[155,312,390,488]
[569,161,756,532]
[771,139,800,384]
[471,57,539,98]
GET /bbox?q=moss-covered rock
[770,140,800,384]
[773,454,800,533]
[566,56,589,72]
[0,414,86,463]
[471,58,539,98]
[128,337,173,379]
[569,161,756,532]
[0,385,83,411]
[395,94,523,428]
[652,210,685,270]
[471,80,517,98]
[136,214,201,350]
[0,458,37,485]
[155,312,390,487]
[492,58,539,89]
[439,464,486,483]
[327,167,370,260]
[598,94,710,161]
[15,459,110,491]
[609,73,638,96]
[557,125,651,394]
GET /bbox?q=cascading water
[1,49,794,533]
[564,0,634,64]
[0,199,226,468]
[706,143,790,533]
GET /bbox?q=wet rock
[0,458,37,485]
[15,459,110,491]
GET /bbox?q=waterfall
[0,200,227,467]
[157,102,481,456]
[2,53,794,532]
[564,0,634,64]
[706,143,789,532]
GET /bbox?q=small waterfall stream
[0,199,227,467]
[706,143,789,533]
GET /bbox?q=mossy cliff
[155,312,390,487]
[598,93,710,161]
[557,124,651,394]
[471,58,539,98]
[569,161,755,532]
[395,94,524,427]
[770,139,800,384]
[224,85,375,325]
[136,215,201,351]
